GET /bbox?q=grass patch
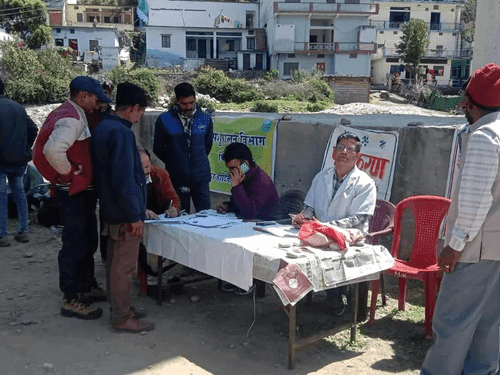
[325,324,369,350]
[214,99,334,113]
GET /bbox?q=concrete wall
[471,0,500,71]
[325,76,371,104]
[134,111,466,209]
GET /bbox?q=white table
[143,214,395,368]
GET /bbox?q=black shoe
[147,285,171,301]
[330,294,347,316]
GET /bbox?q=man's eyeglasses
[336,144,358,153]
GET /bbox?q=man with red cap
[421,63,500,375]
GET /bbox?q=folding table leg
[350,283,359,343]
[287,304,297,369]
[157,255,163,306]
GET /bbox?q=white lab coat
[303,166,377,234]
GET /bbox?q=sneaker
[14,232,29,243]
[221,282,237,292]
[131,306,148,320]
[234,284,256,296]
[79,286,108,304]
[330,294,348,317]
[61,299,103,320]
[111,318,155,334]
[0,237,10,247]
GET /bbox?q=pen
[166,200,173,217]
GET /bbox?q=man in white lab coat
[293,132,377,315]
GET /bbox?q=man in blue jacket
[91,82,154,333]
[0,79,38,246]
[153,82,213,213]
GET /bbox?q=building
[46,0,134,69]
[143,0,266,71]
[260,0,379,78]
[470,0,500,71]
[370,0,471,87]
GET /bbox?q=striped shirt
[449,126,500,251]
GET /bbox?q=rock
[43,363,54,372]
[190,295,200,302]
[229,344,235,349]
[380,91,390,99]
[140,331,148,336]
[169,298,176,304]
[17,292,26,297]
[149,343,155,349]
[14,266,20,270]
[23,252,34,258]
[340,118,351,125]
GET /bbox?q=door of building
[430,13,441,30]
[198,39,207,59]
[255,54,263,70]
[243,53,250,70]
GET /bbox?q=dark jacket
[0,95,38,167]
[91,114,146,224]
[153,106,213,187]
[228,165,281,221]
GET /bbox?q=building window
[345,0,360,3]
[161,35,171,48]
[104,16,111,23]
[247,37,255,50]
[433,5,439,10]
[74,6,79,9]
[287,53,295,58]
[379,31,384,34]
[439,32,443,36]
[285,0,300,3]
[433,66,444,76]
[284,62,299,76]
[317,54,325,58]
[56,28,61,33]
[87,15,95,23]
[70,29,75,34]
[55,38,64,46]
[393,31,398,35]
[227,40,235,51]
[187,38,196,51]
[377,43,384,48]
[246,12,254,29]
[349,53,357,59]
[77,13,83,22]
[327,0,335,3]
[89,40,98,51]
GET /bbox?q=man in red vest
[33,76,111,320]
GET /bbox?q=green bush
[196,97,216,110]
[251,101,279,113]
[263,68,279,81]
[108,65,161,104]
[0,42,79,104]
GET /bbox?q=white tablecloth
[143,216,395,296]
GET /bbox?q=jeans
[176,183,211,213]
[57,188,98,301]
[0,165,28,237]
[421,261,500,375]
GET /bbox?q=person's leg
[190,183,211,212]
[7,166,29,235]
[77,190,99,292]
[421,262,500,375]
[326,287,346,316]
[463,261,500,375]
[0,167,9,243]
[108,224,141,325]
[57,189,90,301]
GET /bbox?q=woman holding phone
[216,142,281,221]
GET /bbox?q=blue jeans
[421,261,500,375]
[0,165,28,237]
[177,183,211,213]
[57,188,98,301]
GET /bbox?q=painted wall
[471,0,500,71]
[147,0,258,29]
[51,27,119,51]
[335,53,371,76]
[133,112,465,210]
[145,27,186,67]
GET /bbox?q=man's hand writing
[166,207,178,218]
[216,203,229,214]
[438,245,461,273]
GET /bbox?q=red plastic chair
[367,200,395,324]
[369,195,451,339]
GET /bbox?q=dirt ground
[0,217,431,375]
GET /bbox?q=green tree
[0,0,52,49]
[461,0,477,44]
[396,19,430,79]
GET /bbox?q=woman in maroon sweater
[217,142,281,221]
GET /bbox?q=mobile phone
[239,162,250,175]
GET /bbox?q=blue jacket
[91,114,146,225]
[0,95,38,167]
[153,106,213,187]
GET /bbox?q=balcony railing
[290,42,377,54]
[274,2,379,15]
[383,48,472,59]
[369,20,464,31]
